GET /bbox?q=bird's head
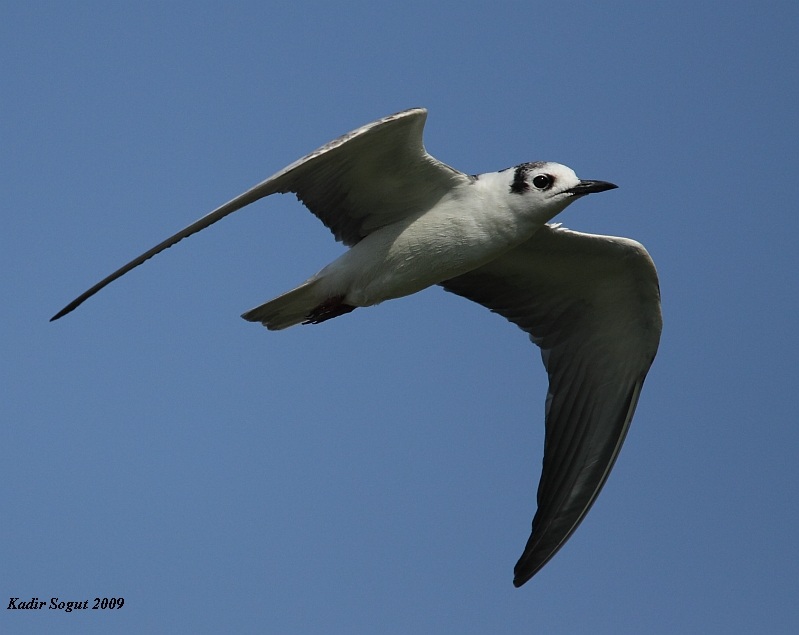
[505,161,617,219]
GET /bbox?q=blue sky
[4,1,798,633]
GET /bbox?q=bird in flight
[52,108,662,586]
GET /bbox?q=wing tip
[512,556,546,588]
[50,301,79,322]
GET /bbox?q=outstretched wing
[440,224,662,586]
[52,108,469,320]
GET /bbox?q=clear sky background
[3,1,798,633]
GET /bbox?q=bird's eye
[532,174,552,189]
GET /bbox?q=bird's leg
[302,296,357,325]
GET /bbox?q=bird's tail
[241,279,326,330]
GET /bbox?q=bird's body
[246,166,577,328]
[52,108,662,586]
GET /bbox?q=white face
[511,161,581,201]
[503,161,586,222]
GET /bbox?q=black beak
[566,180,618,195]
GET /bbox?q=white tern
[52,108,662,586]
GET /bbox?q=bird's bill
[566,180,618,195]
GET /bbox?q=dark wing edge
[49,181,276,321]
[439,224,662,586]
[51,108,451,321]
[513,377,646,586]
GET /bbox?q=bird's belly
[319,209,538,307]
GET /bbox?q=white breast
[314,180,547,307]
